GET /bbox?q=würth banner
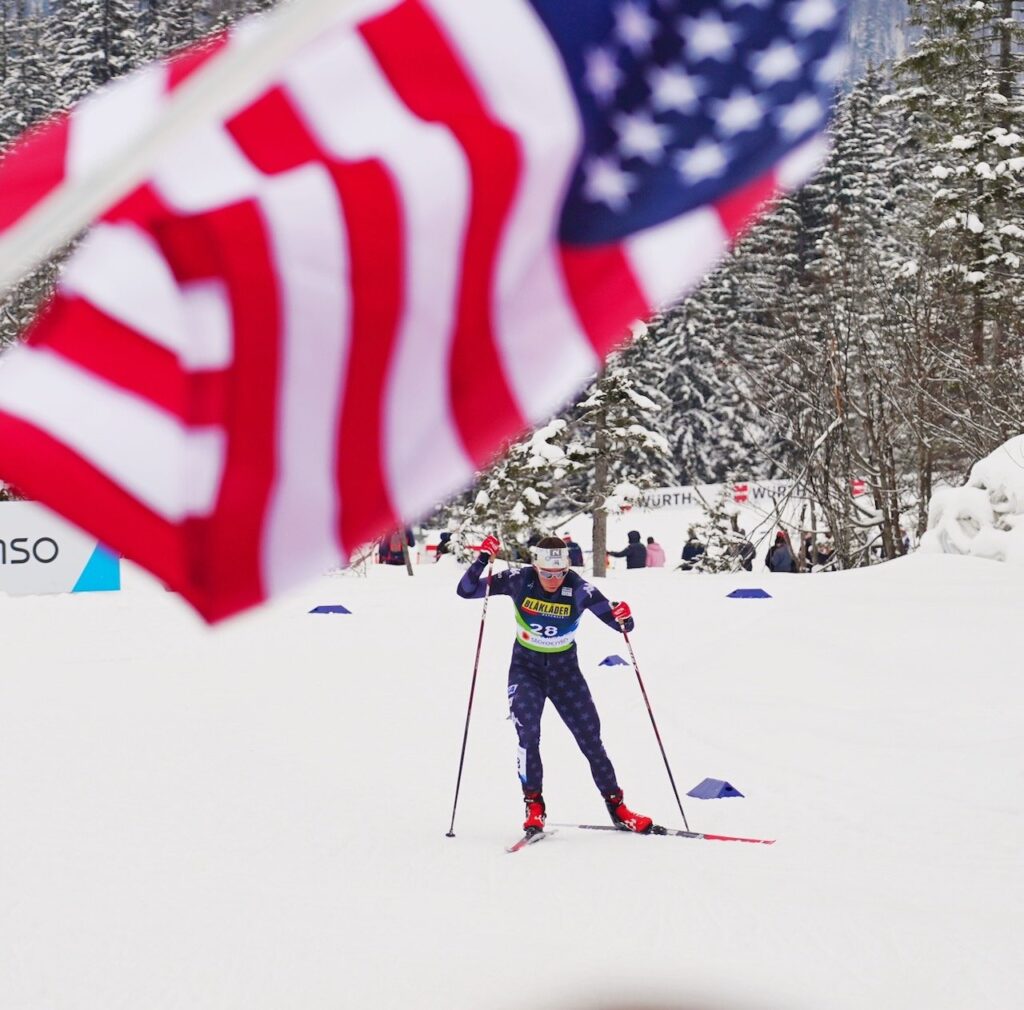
[0,0,846,620]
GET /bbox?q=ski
[505,828,557,853]
[569,824,776,845]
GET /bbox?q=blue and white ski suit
[456,557,633,794]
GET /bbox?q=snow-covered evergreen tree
[549,325,674,576]
[47,0,141,106]
[650,276,764,484]
[0,12,56,144]
[444,420,588,561]
[892,0,1024,363]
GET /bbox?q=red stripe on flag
[225,86,323,174]
[361,0,527,468]
[558,243,648,357]
[0,115,70,232]
[26,296,227,426]
[331,159,404,555]
[186,201,282,617]
[0,412,187,593]
[714,169,779,241]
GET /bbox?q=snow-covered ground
[1,553,1021,1010]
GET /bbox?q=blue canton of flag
[528,0,848,242]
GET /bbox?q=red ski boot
[604,790,653,833]
[522,790,546,832]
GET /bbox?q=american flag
[0,0,846,621]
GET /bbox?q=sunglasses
[537,568,567,581]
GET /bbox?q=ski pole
[621,628,691,831]
[445,552,496,838]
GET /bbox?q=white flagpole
[0,0,389,297]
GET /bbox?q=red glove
[479,534,501,559]
[611,600,631,624]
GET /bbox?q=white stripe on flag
[66,65,169,181]
[625,207,728,309]
[430,0,598,426]
[0,347,224,520]
[777,134,830,191]
[283,29,474,522]
[59,223,233,369]
[151,120,263,212]
[258,165,349,593]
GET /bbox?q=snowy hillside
[1,555,1021,1010]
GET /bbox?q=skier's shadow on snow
[560,1002,771,1010]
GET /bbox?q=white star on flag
[815,44,849,84]
[648,64,704,114]
[788,0,840,35]
[614,1,658,55]
[777,94,826,137]
[680,11,742,61]
[751,40,803,85]
[583,154,636,209]
[675,139,729,182]
[709,89,766,137]
[614,110,671,163]
[584,46,623,103]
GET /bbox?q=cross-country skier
[456,534,653,835]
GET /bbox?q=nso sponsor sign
[0,501,120,596]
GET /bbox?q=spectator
[800,531,814,571]
[680,528,705,571]
[645,536,666,568]
[735,529,755,572]
[765,530,797,573]
[609,530,647,569]
[900,527,911,554]
[434,531,453,559]
[562,533,585,567]
[379,527,415,565]
[816,537,835,568]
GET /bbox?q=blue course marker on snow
[310,604,351,614]
[727,588,771,599]
[687,778,745,799]
[599,654,629,667]
[72,544,121,592]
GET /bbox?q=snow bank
[920,435,1024,564]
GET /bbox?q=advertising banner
[0,501,120,595]
[631,481,796,511]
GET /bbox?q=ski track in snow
[0,553,1021,1010]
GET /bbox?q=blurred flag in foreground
[0,0,846,621]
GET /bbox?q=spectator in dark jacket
[609,530,647,569]
[765,531,797,573]
[680,528,705,571]
[733,529,755,572]
[379,527,415,565]
[434,531,453,559]
[562,534,584,567]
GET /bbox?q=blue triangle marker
[727,588,771,599]
[310,604,351,614]
[686,778,745,799]
[72,544,121,592]
[599,654,628,667]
